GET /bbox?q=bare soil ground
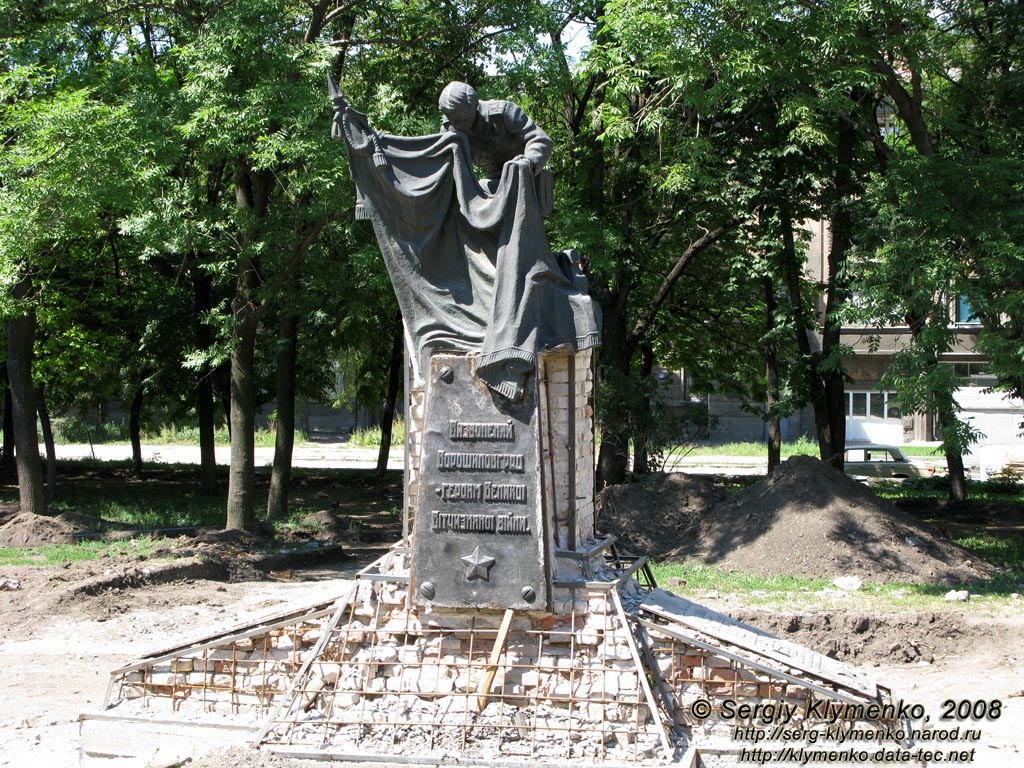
[1,544,1022,767]
[600,455,999,584]
[1,459,1022,766]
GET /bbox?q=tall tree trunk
[6,276,46,516]
[225,162,269,532]
[226,306,258,531]
[193,268,219,493]
[129,385,144,477]
[267,309,299,521]
[2,380,15,481]
[376,311,403,479]
[36,384,56,501]
[596,277,633,488]
[778,204,834,466]
[876,62,969,498]
[764,277,782,474]
[818,109,860,471]
[631,343,654,475]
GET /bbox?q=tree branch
[627,216,745,350]
[253,213,344,321]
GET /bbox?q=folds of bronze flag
[331,89,600,401]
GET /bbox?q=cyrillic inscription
[437,451,525,473]
[431,511,532,535]
[437,482,483,502]
[448,420,515,441]
[413,355,546,609]
[436,481,527,504]
[483,481,527,504]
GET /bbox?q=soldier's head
[439,81,479,131]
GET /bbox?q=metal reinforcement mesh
[107,603,339,714]
[259,579,669,761]
[639,623,904,744]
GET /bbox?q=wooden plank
[634,616,868,706]
[80,715,255,766]
[640,589,877,699]
[611,589,675,760]
[475,608,515,712]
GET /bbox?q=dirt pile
[0,509,82,548]
[667,456,996,584]
[597,472,726,557]
[599,457,998,585]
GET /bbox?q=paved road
[52,441,405,469]
[51,442,770,475]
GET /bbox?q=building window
[847,391,902,421]
[870,394,885,419]
[955,295,979,324]
[851,392,867,417]
[952,362,996,386]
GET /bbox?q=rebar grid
[110,615,331,713]
[261,583,666,761]
[644,630,904,740]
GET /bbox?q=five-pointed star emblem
[460,546,496,581]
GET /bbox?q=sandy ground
[1,562,1021,768]
[0,567,360,768]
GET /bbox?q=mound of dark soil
[667,456,997,585]
[597,472,726,557]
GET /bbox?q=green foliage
[347,421,406,449]
[51,418,129,444]
[3,0,1024,514]
[49,416,288,448]
[685,437,819,458]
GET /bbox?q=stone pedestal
[404,350,598,614]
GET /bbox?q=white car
[843,444,935,482]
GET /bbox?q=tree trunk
[226,306,258,531]
[818,108,860,472]
[778,203,835,466]
[129,385,144,477]
[267,310,299,521]
[596,281,633,488]
[764,277,782,474]
[933,385,969,502]
[631,343,654,475]
[6,276,46,516]
[945,448,968,502]
[376,311,404,479]
[2,381,15,481]
[193,268,219,493]
[225,162,269,532]
[36,384,56,501]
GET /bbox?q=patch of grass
[651,562,832,599]
[685,437,818,458]
[953,533,1024,594]
[650,554,1024,613]
[0,537,156,567]
[895,445,944,457]
[872,476,1024,504]
[46,478,226,530]
[347,421,405,448]
[50,416,289,447]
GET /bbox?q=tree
[851,0,1024,498]
[575,0,892,482]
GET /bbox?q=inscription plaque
[412,355,549,610]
